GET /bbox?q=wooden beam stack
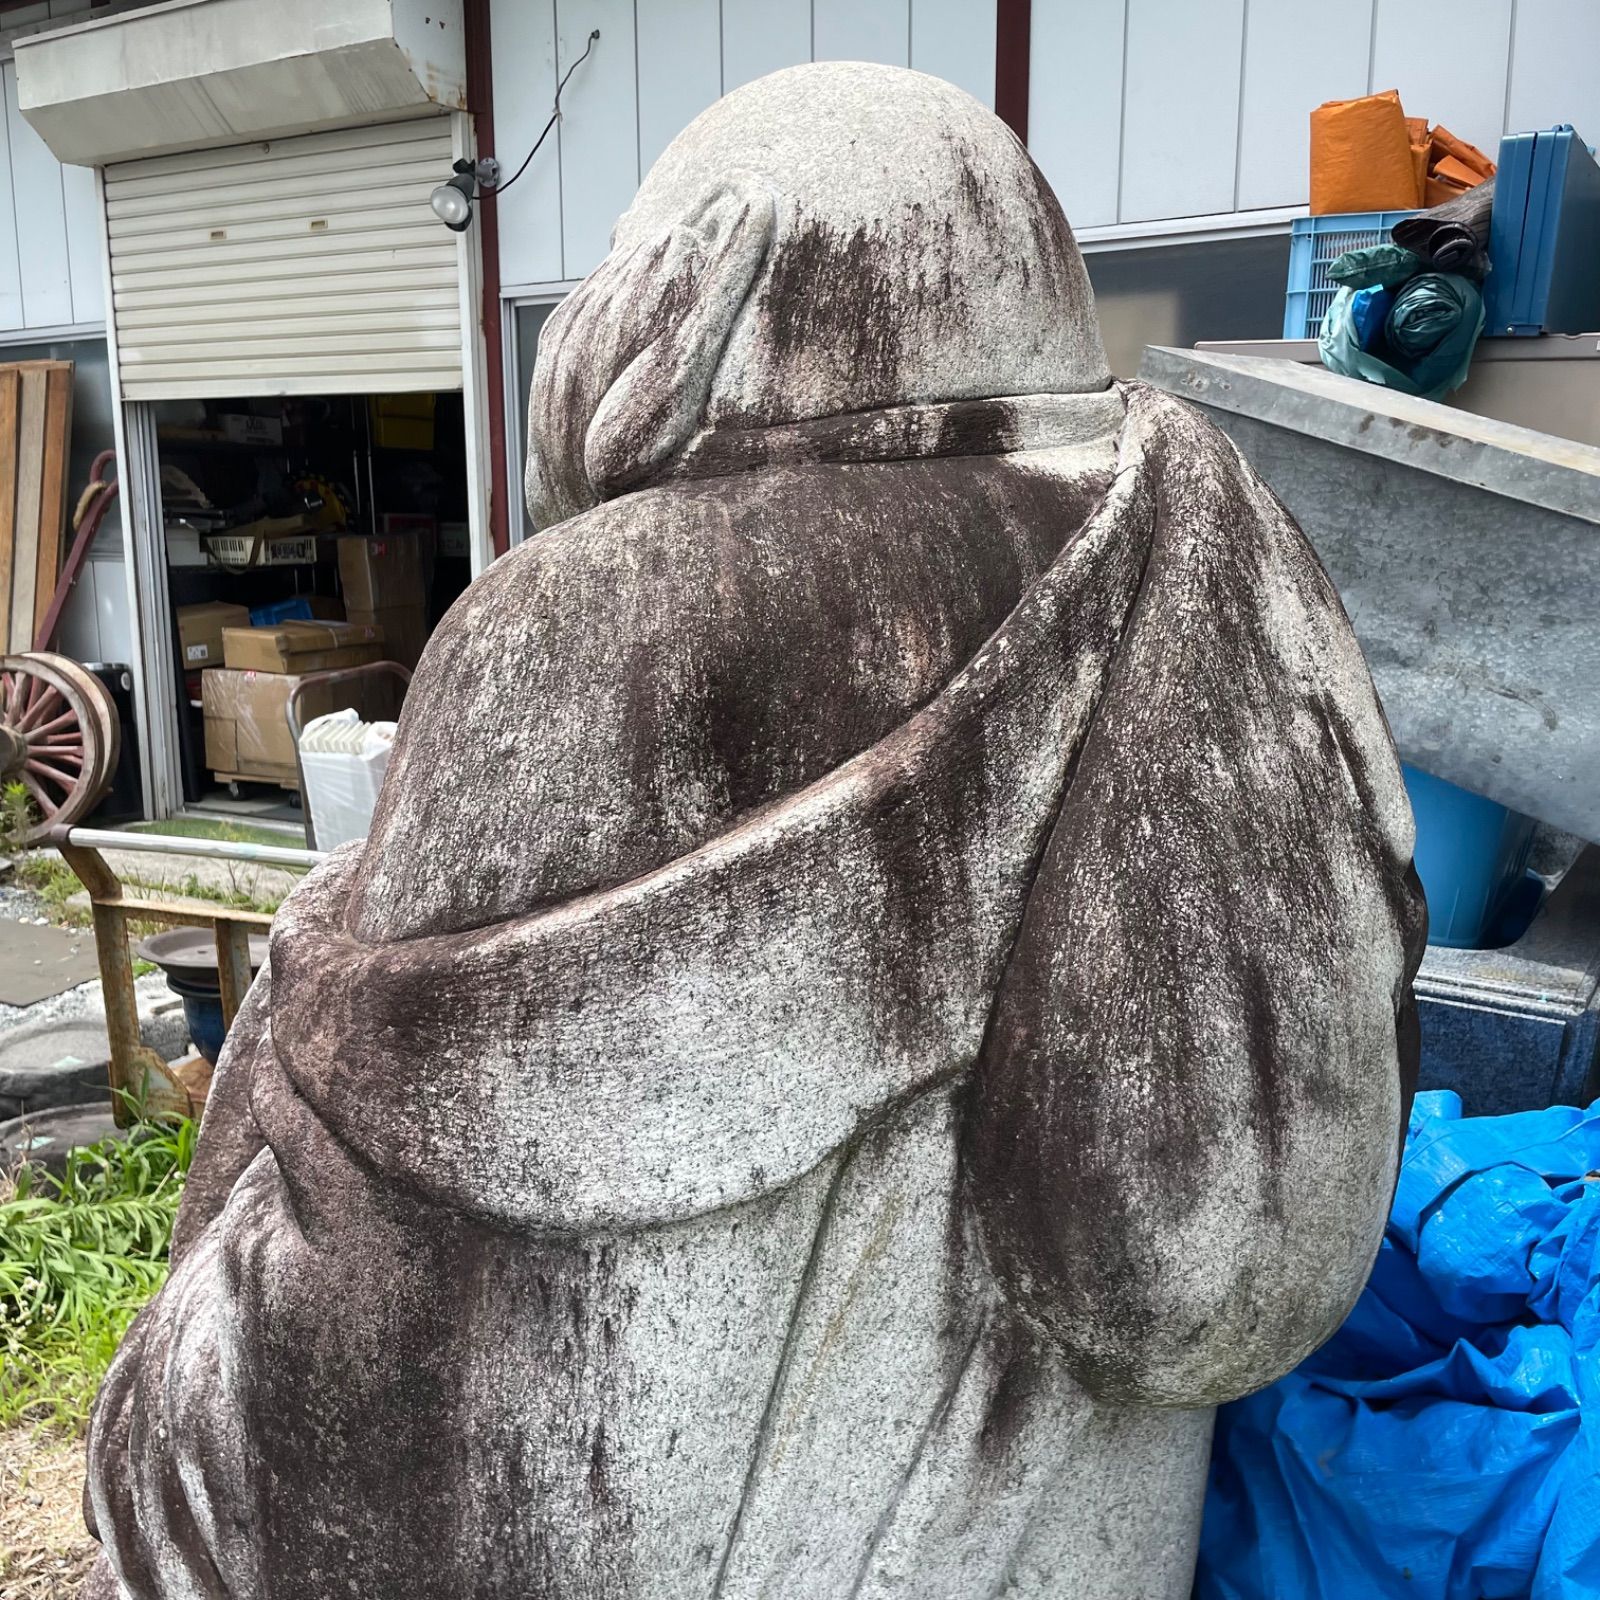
[0,360,74,654]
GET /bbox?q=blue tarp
[1198,1091,1600,1600]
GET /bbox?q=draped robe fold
[82,382,1424,1600]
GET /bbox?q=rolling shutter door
[105,117,462,400]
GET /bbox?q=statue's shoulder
[478,477,761,616]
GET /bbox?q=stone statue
[83,63,1425,1599]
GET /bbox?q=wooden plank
[8,367,47,654]
[33,362,74,647]
[0,369,19,649]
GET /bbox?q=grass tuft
[0,1112,193,1432]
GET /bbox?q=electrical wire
[488,29,601,200]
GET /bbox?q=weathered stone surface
[80,63,1423,1599]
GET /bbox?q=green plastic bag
[1327,243,1423,291]
[1319,272,1484,402]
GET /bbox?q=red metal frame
[34,448,117,654]
[463,0,511,559]
[995,0,1031,145]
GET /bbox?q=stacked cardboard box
[338,531,430,671]
[202,620,386,786]
[202,668,401,786]
[176,601,250,668]
[221,619,383,674]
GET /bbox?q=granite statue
[82,63,1426,1599]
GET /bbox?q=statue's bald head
[527,62,1110,527]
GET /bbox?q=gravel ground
[0,870,191,1051]
[0,1427,97,1599]
[0,971,188,1045]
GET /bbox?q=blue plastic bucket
[1402,764,1537,948]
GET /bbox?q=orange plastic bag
[1422,128,1496,209]
[1407,116,1432,203]
[1430,124,1496,181]
[1310,90,1423,213]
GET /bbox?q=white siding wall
[493,0,997,289]
[0,0,104,332]
[1031,0,1600,234]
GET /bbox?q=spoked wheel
[0,653,119,843]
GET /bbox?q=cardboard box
[222,620,384,674]
[338,532,428,611]
[176,601,250,667]
[202,667,403,783]
[349,604,428,672]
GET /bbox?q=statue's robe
[83,382,1424,1600]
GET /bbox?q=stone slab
[0,917,98,1005]
[1416,846,1600,1114]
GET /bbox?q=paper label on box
[207,534,318,568]
[185,644,209,662]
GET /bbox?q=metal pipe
[54,825,325,870]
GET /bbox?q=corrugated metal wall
[491,0,998,289]
[489,0,1600,276]
[0,55,100,329]
[104,117,463,400]
[1031,0,1600,232]
[0,0,108,331]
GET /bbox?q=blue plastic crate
[1401,764,1537,949]
[248,595,318,627]
[1283,209,1419,340]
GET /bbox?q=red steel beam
[995,0,1031,145]
[463,0,511,559]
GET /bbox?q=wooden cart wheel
[0,653,119,843]
[23,654,119,799]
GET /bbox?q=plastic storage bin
[1402,763,1536,948]
[297,710,396,850]
[1283,209,1419,339]
[1485,125,1600,336]
[249,595,317,627]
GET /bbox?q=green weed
[0,781,34,853]
[0,1112,194,1432]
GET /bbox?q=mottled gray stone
[1138,344,1600,841]
[80,64,1423,1600]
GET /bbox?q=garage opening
[158,390,469,818]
